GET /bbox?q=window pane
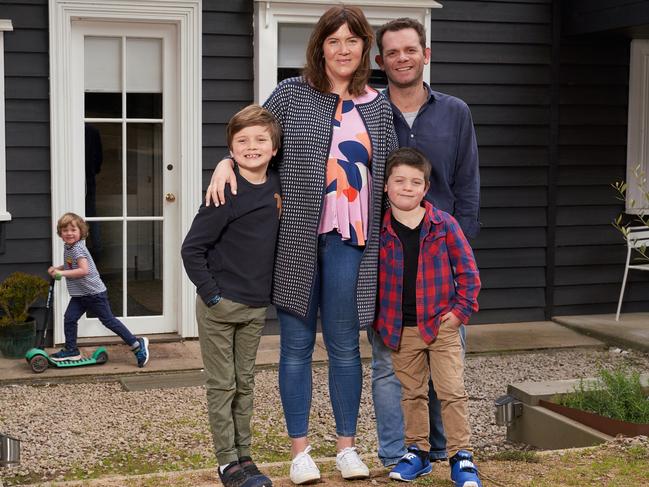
[88,123,123,217]
[278,24,310,68]
[85,92,122,118]
[127,93,162,119]
[127,221,162,316]
[85,37,121,92]
[126,123,162,216]
[126,38,162,93]
[86,221,123,317]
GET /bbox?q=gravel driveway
[2,347,648,485]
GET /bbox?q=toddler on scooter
[48,212,149,367]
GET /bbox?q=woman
[207,6,398,485]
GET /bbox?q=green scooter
[25,279,108,373]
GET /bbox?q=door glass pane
[127,221,162,316]
[86,221,123,317]
[127,93,162,119]
[127,123,162,216]
[85,93,122,118]
[88,123,123,217]
[126,38,162,92]
[126,38,162,118]
[85,37,122,118]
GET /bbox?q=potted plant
[0,272,49,358]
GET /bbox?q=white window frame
[254,0,443,103]
[0,19,13,222]
[626,39,649,214]
[49,0,202,340]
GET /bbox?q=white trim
[49,0,201,343]
[254,0,442,7]
[626,39,649,214]
[0,19,13,222]
[253,1,442,103]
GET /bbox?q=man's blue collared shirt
[385,83,480,238]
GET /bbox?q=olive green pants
[196,296,267,465]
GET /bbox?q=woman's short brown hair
[57,212,89,239]
[226,104,282,151]
[303,6,374,97]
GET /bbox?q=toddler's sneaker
[290,445,320,485]
[450,450,482,487]
[239,456,272,487]
[336,446,369,480]
[389,446,432,482]
[218,462,257,487]
[50,348,81,361]
[133,337,149,368]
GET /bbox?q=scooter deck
[50,356,101,367]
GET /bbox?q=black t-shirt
[391,214,422,327]
[181,168,281,307]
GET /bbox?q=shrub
[557,367,649,424]
[0,272,49,326]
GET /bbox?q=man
[368,17,480,469]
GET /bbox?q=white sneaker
[290,445,321,485]
[336,447,370,480]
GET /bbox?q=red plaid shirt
[373,201,480,351]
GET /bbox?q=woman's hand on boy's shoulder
[206,158,237,207]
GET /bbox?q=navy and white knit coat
[264,77,398,328]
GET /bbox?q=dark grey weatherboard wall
[202,0,254,187]
[1,0,51,280]
[430,0,553,323]
[554,35,649,316]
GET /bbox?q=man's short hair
[386,147,432,183]
[376,17,426,55]
[57,212,89,239]
[226,104,282,151]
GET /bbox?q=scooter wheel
[30,354,49,373]
[96,351,108,364]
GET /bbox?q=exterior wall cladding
[1,0,647,325]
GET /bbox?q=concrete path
[0,320,606,385]
[553,312,649,353]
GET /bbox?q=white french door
[70,21,179,337]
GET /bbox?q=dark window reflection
[85,92,122,118]
[86,221,123,317]
[127,93,162,119]
[127,221,163,316]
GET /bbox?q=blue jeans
[64,291,137,350]
[367,324,466,466]
[278,232,363,438]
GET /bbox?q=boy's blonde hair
[57,212,89,239]
[226,104,282,151]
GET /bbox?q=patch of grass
[54,445,216,482]
[526,444,649,487]
[557,366,649,423]
[489,450,540,463]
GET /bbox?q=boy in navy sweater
[181,105,281,487]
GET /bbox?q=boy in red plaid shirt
[373,147,482,487]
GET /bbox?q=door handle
[165,193,176,202]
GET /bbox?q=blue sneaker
[50,348,81,361]
[450,450,482,487]
[389,446,432,482]
[133,337,149,368]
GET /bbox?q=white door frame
[49,0,202,344]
